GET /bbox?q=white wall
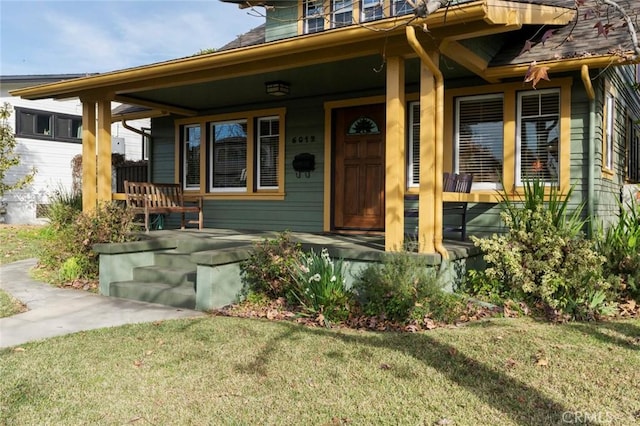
[1,79,149,224]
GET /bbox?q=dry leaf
[535,358,549,367]
[133,359,144,367]
[505,358,517,369]
[379,363,392,370]
[524,61,551,89]
[13,347,25,352]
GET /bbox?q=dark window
[15,107,82,143]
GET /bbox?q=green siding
[265,1,298,42]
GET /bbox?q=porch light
[265,81,290,96]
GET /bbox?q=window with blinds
[257,117,280,189]
[626,114,640,183]
[407,102,420,187]
[392,0,413,16]
[455,94,504,189]
[210,120,247,192]
[517,89,560,184]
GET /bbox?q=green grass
[0,224,44,265]
[1,316,639,425]
[0,289,26,318]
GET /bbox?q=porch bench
[124,180,203,232]
[405,172,474,241]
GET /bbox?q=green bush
[46,186,82,230]
[596,197,640,301]
[39,202,139,282]
[240,232,303,299]
[290,248,352,323]
[352,251,461,323]
[472,179,611,320]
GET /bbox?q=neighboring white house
[1,74,149,224]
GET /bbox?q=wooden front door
[334,104,385,231]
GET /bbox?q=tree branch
[601,0,640,60]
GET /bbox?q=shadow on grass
[234,321,570,425]
[569,320,640,351]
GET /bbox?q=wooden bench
[405,172,474,241]
[124,181,203,232]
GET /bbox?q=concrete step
[110,281,196,310]
[132,265,196,287]
[173,239,248,254]
[153,251,198,270]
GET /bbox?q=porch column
[96,100,112,203]
[81,100,97,212]
[385,56,406,252]
[418,60,437,254]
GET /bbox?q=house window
[332,0,352,28]
[15,107,81,143]
[210,120,248,192]
[392,0,413,16]
[257,117,280,189]
[626,114,640,183]
[455,94,504,189]
[362,0,383,21]
[516,89,560,185]
[407,102,420,187]
[183,124,201,189]
[304,0,324,33]
[604,90,615,172]
[142,127,150,160]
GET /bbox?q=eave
[10,0,577,102]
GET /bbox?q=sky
[0,0,265,76]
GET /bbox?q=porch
[93,228,482,311]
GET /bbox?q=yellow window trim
[174,107,286,199]
[602,80,616,179]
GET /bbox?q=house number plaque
[291,136,316,144]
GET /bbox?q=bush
[39,201,139,282]
[596,197,640,301]
[240,232,303,299]
[46,186,82,230]
[352,251,462,323]
[290,248,352,323]
[472,179,612,320]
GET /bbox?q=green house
[12,0,640,256]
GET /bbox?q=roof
[219,24,266,50]
[0,74,94,84]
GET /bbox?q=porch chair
[443,173,473,240]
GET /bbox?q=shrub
[240,232,303,299]
[39,201,139,282]
[352,251,461,323]
[472,178,611,320]
[290,248,352,323]
[46,186,82,230]
[596,197,640,301]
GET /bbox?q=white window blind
[332,0,352,27]
[183,124,200,189]
[210,120,247,192]
[455,94,504,189]
[408,102,420,187]
[517,89,560,184]
[257,117,280,189]
[362,0,383,21]
[304,0,324,33]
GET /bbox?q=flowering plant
[291,248,351,323]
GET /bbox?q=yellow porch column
[385,56,406,252]
[96,100,112,203]
[81,101,97,212]
[418,61,436,254]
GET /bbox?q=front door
[334,104,385,231]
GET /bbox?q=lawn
[1,315,638,425]
[0,224,43,265]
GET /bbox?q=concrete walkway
[0,259,204,349]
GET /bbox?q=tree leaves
[524,61,551,89]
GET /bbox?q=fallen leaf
[379,363,392,370]
[133,359,144,368]
[13,347,25,352]
[505,358,517,369]
[524,61,551,89]
[145,350,153,356]
[448,347,458,356]
[436,418,453,425]
[535,358,549,367]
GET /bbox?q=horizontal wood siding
[265,1,298,42]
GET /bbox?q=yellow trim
[175,107,286,198]
[486,56,627,81]
[385,56,406,252]
[418,61,437,254]
[81,101,96,212]
[602,80,616,178]
[97,100,112,203]
[484,0,575,26]
[323,95,387,232]
[439,39,500,84]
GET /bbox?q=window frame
[175,108,285,199]
[182,124,202,191]
[209,119,248,193]
[15,107,82,143]
[625,112,640,183]
[331,0,353,28]
[515,88,561,186]
[256,116,280,190]
[454,93,505,190]
[603,83,616,175]
[303,0,325,34]
[361,0,383,22]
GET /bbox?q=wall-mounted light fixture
[265,81,290,96]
